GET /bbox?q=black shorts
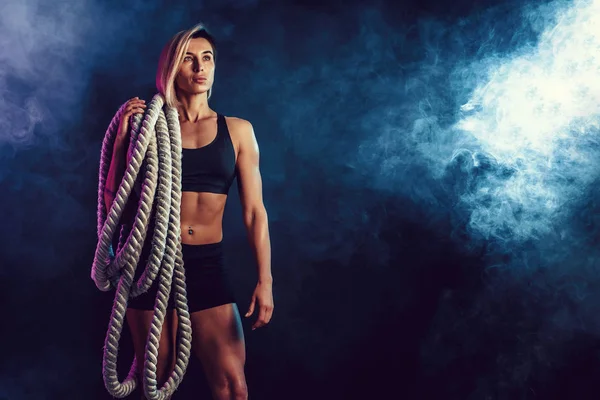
[127,240,236,313]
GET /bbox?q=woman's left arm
[234,118,274,330]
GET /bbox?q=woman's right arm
[103,97,146,215]
[104,137,129,213]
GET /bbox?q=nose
[193,60,204,72]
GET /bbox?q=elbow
[243,206,267,228]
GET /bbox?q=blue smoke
[229,0,600,394]
[357,0,600,242]
[447,0,599,243]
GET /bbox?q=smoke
[356,0,600,245]
[218,0,600,394]
[391,0,600,394]
[0,0,84,146]
[0,0,193,277]
[3,0,600,397]
[452,0,599,243]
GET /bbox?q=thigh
[191,303,246,378]
[126,308,178,386]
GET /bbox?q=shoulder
[224,116,254,135]
[223,116,258,147]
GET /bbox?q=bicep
[235,122,263,210]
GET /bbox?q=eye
[184,56,193,62]
[203,55,212,61]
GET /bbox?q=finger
[262,306,274,326]
[252,320,265,330]
[127,107,144,114]
[126,102,146,111]
[265,306,274,324]
[252,306,268,330]
[126,100,145,110]
[128,103,146,109]
[245,297,256,318]
[123,106,145,118]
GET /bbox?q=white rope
[91,94,192,400]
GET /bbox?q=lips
[193,77,207,83]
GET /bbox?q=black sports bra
[181,114,236,194]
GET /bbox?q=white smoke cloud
[362,0,600,244]
[452,0,600,241]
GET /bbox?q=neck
[176,90,211,122]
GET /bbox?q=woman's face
[175,37,215,96]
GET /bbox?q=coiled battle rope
[91,94,192,400]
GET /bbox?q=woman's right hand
[116,97,146,142]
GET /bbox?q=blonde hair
[156,23,217,108]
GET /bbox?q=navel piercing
[188,226,194,235]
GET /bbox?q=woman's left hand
[245,281,274,330]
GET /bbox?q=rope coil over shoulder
[91,94,192,400]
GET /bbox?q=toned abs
[180,192,227,244]
[179,115,239,245]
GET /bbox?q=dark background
[2,0,600,398]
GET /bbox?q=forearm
[104,139,128,213]
[245,209,272,284]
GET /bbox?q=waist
[182,241,222,253]
[135,240,224,275]
[180,193,226,239]
[182,241,224,266]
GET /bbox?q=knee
[214,374,248,400]
[232,378,248,400]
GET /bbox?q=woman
[103,24,274,400]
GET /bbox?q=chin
[181,87,210,96]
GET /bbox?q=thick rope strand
[91,94,192,399]
[164,106,192,385]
